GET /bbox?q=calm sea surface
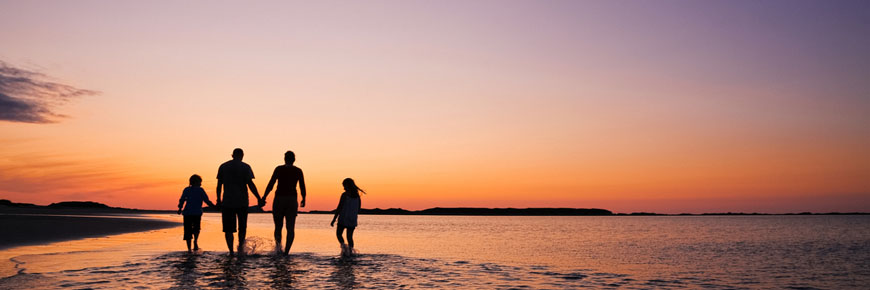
[0,214,868,289]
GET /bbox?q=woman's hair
[189,174,202,186]
[342,178,366,196]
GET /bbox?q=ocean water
[1,214,868,289]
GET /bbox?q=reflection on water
[169,253,199,289]
[330,256,357,290]
[217,255,247,289]
[267,255,298,290]
[6,251,712,289]
[1,214,869,289]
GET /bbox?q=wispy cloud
[0,61,98,123]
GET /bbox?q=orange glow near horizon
[2,122,867,213]
[1,1,869,213]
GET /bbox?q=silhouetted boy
[178,174,215,252]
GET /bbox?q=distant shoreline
[307,207,614,216]
[1,200,867,217]
[0,200,180,250]
[303,208,869,216]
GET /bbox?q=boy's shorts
[183,215,202,240]
[221,207,248,233]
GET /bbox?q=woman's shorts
[272,196,298,218]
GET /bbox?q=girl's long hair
[342,178,366,197]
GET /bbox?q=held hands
[258,197,266,208]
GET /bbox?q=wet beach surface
[1,214,869,289]
[2,251,760,290]
[0,214,177,250]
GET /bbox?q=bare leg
[183,216,192,252]
[225,233,234,255]
[237,212,247,254]
[284,215,296,254]
[273,213,284,252]
[238,232,246,254]
[192,216,201,251]
[346,227,355,249]
[336,225,345,245]
[222,210,235,255]
[336,225,347,256]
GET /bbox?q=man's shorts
[221,207,248,233]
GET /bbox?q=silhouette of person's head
[189,174,202,186]
[342,178,365,196]
[284,151,295,165]
[232,148,244,161]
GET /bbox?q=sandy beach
[0,207,178,250]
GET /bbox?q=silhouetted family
[177,148,362,257]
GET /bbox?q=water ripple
[1,251,776,289]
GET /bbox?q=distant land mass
[47,201,112,209]
[307,207,614,216]
[0,199,160,215]
[1,200,866,216]
[0,199,260,214]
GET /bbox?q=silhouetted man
[216,148,262,256]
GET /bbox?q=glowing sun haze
[1,0,868,213]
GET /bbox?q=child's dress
[338,193,361,228]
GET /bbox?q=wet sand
[0,213,178,250]
[1,214,867,289]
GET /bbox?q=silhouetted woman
[262,151,306,255]
[331,178,364,257]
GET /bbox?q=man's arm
[216,165,223,207]
[246,165,263,207]
[299,170,307,207]
[216,180,223,207]
[248,180,262,207]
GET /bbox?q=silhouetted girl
[330,178,364,257]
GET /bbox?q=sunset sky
[1,0,868,213]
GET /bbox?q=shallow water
[1,214,869,289]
